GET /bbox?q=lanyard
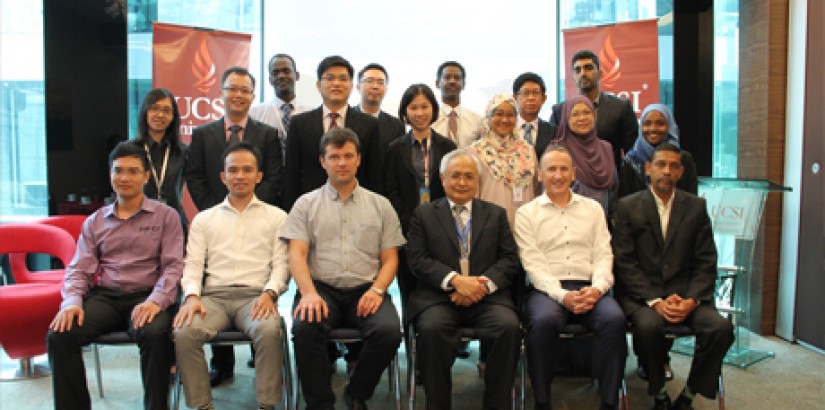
[422,138,430,187]
[455,217,472,256]
[144,143,170,199]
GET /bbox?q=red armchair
[4,223,77,284]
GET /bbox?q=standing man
[282,128,404,410]
[173,142,289,410]
[186,66,283,386]
[187,66,282,210]
[405,149,522,410]
[432,61,484,148]
[355,63,406,193]
[613,143,734,410]
[47,142,183,410]
[514,146,627,410]
[250,53,312,164]
[513,72,558,158]
[282,55,381,211]
[549,50,638,168]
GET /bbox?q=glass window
[0,0,48,222]
[713,2,739,177]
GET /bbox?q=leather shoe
[344,388,367,410]
[672,395,694,410]
[247,357,255,368]
[456,341,471,359]
[637,364,675,381]
[651,396,673,410]
[209,367,234,387]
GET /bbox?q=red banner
[152,21,252,144]
[562,19,660,118]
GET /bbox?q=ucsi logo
[175,96,225,137]
[599,34,621,89]
[709,206,746,220]
[192,40,216,93]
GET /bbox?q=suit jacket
[550,92,638,168]
[282,106,381,210]
[533,119,558,159]
[354,108,406,195]
[405,198,520,322]
[383,131,456,234]
[185,117,282,210]
[612,189,718,315]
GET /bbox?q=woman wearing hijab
[133,88,188,231]
[468,93,539,226]
[553,95,617,214]
[619,103,698,198]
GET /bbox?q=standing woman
[468,93,539,227]
[384,83,456,310]
[133,88,188,231]
[619,103,697,198]
[553,95,617,214]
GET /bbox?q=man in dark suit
[186,66,282,210]
[406,149,521,410]
[549,50,638,169]
[282,55,381,211]
[613,143,734,410]
[184,66,283,387]
[513,72,557,158]
[355,63,406,194]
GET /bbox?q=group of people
[43,50,734,410]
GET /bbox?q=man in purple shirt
[47,141,184,410]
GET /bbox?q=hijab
[553,95,616,190]
[470,93,536,188]
[625,103,681,174]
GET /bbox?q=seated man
[513,146,627,410]
[282,127,404,410]
[47,141,184,410]
[406,149,522,410]
[173,142,289,410]
[613,143,734,410]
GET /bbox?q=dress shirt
[514,191,614,303]
[181,195,289,297]
[61,198,184,310]
[249,97,311,161]
[652,188,675,239]
[280,182,405,288]
[432,105,484,148]
[516,117,540,144]
[224,116,249,141]
[322,105,348,132]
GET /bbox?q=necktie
[328,112,340,130]
[523,123,534,145]
[227,125,242,145]
[280,103,293,134]
[448,110,458,142]
[453,204,468,255]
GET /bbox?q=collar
[651,188,676,208]
[517,116,539,130]
[275,96,295,109]
[103,196,155,219]
[538,190,581,208]
[440,104,463,117]
[218,194,264,213]
[323,181,360,201]
[358,105,381,118]
[322,104,348,120]
[447,198,473,214]
[225,116,249,130]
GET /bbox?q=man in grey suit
[613,143,734,410]
[513,72,557,158]
[187,66,282,210]
[549,50,638,169]
[355,63,405,194]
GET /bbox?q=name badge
[459,256,470,276]
[419,186,431,204]
[513,185,523,203]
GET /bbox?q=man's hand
[293,292,328,323]
[356,290,384,318]
[450,275,488,304]
[562,287,602,314]
[173,295,207,328]
[131,301,161,329]
[251,292,277,321]
[50,306,84,333]
[449,292,476,307]
[652,295,696,324]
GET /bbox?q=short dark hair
[571,50,600,70]
[319,127,361,156]
[221,66,256,90]
[135,88,183,154]
[317,55,354,80]
[398,84,439,126]
[513,72,547,95]
[358,63,389,83]
[268,53,296,72]
[436,61,466,80]
[540,144,573,165]
[222,141,263,171]
[651,142,682,159]
[109,141,150,171]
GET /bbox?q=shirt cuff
[480,276,497,294]
[647,298,663,307]
[60,296,83,311]
[441,271,459,291]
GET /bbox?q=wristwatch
[264,289,278,302]
[370,287,384,296]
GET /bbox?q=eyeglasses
[111,167,145,177]
[517,89,544,97]
[360,77,386,86]
[148,105,174,116]
[321,74,351,83]
[222,86,254,95]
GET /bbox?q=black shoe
[664,364,674,381]
[456,341,470,359]
[600,403,619,410]
[651,396,673,410]
[209,367,234,387]
[344,388,368,410]
[534,403,550,410]
[247,357,255,368]
[672,395,694,410]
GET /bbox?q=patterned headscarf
[625,103,681,173]
[553,95,616,190]
[470,93,536,188]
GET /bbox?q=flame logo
[599,33,621,89]
[191,40,216,94]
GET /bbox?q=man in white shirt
[249,53,312,164]
[514,146,627,410]
[431,61,484,148]
[173,142,289,410]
